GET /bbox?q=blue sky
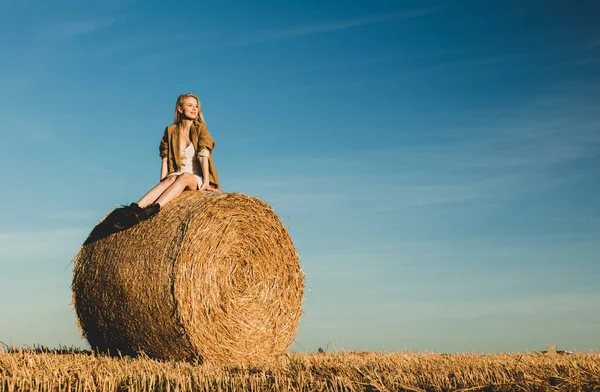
[1,0,599,353]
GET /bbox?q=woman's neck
[179,119,193,132]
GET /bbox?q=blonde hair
[173,93,205,124]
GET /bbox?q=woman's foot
[112,206,137,230]
[127,203,145,222]
[112,203,145,229]
[111,202,160,230]
[140,203,160,221]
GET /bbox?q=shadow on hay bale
[82,208,131,245]
[72,191,304,364]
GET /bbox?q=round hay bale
[72,191,304,364]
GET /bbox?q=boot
[140,203,161,221]
[112,206,136,230]
[127,202,145,222]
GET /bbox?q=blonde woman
[119,93,220,226]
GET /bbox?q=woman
[119,93,220,226]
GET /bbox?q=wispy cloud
[376,292,600,322]
[2,118,56,141]
[234,92,600,213]
[41,210,98,221]
[0,228,88,264]
[55,18,119,40]
[0,0,35,8]
[370,131,599,207]
[545,56,600,70]
[589,37,600,50]
[0,14,121,94]
[267,7,442,37]
[226,7,444,47]
[546,216,600,224]
[263,50,560,96]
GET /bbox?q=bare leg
[154,173,198,207]
[137,176,177,208]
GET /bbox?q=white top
[179,143,202,176]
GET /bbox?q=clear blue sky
[1,0,599,353]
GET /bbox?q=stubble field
[2,348,600,391]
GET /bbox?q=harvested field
[1,349,599,391]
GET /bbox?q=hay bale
[72,191,304,364]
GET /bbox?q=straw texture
[72,191,304,364]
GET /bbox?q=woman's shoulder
[190,121,210,139]
[163,123,178,135]
[192,120,208,131]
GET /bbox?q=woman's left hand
[200,181,217,192]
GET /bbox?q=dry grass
[2,348,599,391]
[72,191,304,365]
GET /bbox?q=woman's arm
[159,126,170,180]
[195,121,217,191]
[160,157,168,180]
[199,155,215,191]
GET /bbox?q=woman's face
[179,97,199,120]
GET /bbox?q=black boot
[113,203,146,229]
[112,206,136,230]
[140,203,161,221]
[127,202,145,222]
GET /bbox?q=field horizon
[2,346,599,391]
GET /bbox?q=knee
[177,173,196,186]
[177,173,195,183]
[162,175,176,185]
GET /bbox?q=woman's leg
[154,172,198,207]
[137,175,177,208]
